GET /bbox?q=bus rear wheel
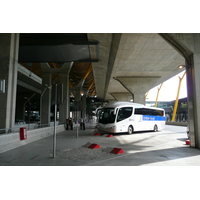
[128,126,133,134]
[153,125,158,132]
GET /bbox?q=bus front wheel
[128,126,133,134]
[153,125,158,132]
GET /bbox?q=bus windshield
[98,108,116,124]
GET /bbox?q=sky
[146,71,187,102]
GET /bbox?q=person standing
[80,118,85,130]
[82,118,85,130]
[80,118,83,130]
[66,118,69,130]
[68,117,73,130]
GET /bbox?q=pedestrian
[80,118,83,130]
[80,118,85,130]
[66,118,69,130]
[82,118,85,130]
[68,117,73,130]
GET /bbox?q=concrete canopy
[88,33,185,102]
[17,33,185,102]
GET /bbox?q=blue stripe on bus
[142,115,166,121]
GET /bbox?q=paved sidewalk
[0,124,200,166]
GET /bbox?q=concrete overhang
[17,33,185,101]
[88,33,185,101]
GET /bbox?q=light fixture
[178,65,185,69]
[0,79,5,93]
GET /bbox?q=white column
[187,53,200,148]
[59,62,73,123]
[0,33,19,132]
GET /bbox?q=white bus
[97,101,166,134]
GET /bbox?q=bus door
[116,107,133,132]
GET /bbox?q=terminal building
[146,97,188,122]
[1,33,200,153]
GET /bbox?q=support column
[187,54,200,148]
[114,76,160,105]
[59,62,73,123]
[40,63,52,126]
[0,33,19,132]
[133,93,146,104]
[160,33,200,149]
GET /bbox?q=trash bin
[19,127,27,140]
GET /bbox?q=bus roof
[103,101,164,111]
[103,101,144,108]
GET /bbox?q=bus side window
[117,108,123,122]
[117,107,133,122]
[134,108,142,115]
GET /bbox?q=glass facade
[146,97,188,122]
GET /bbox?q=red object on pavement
[19,127,27,140]
[186,140,190,145]
[88,143,101,149]
[106,134,113,137]
[110,148,124,154]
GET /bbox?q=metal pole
[28,100,31,130]
[76,117,79,138]
[40,87,48,127]
[171,71,186,122]
[53,84,57,158]
[76,101,79,138]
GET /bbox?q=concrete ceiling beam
[109,92,133,102]
[114,76,161,94]
[113,76,161,104]
[17,80,41,94]
[18,64,42,84]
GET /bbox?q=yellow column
[154,83,163,107]
[171,71,186,122]
[88,80,94,91]
[145,91,149,100]
[83,64,92,80]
